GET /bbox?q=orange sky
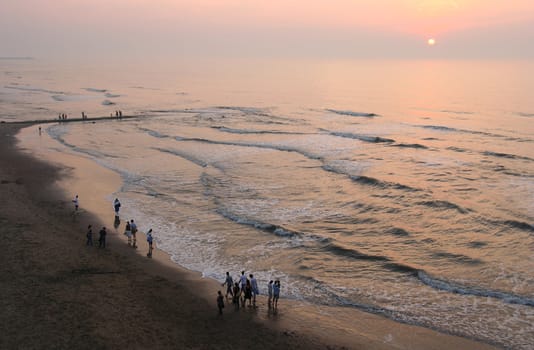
[1,0,533,58]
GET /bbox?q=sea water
[2,57,533,349]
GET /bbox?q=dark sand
[1,122,499,350]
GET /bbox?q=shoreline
[3,121,500,349]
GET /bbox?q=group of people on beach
[218,271,281,315]
[113,198,153,257]
[112,110,123,119]
[85,224,108,248]
[56,110,124,122]
[75,196,153,257]
[73,195,279,315]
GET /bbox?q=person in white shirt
[72,195,79,211]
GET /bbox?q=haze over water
[3,57,534,349]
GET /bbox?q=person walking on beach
[232,282,241,309]
[250,274,259,305]
[113,198,121,216]
[267,280,274,308]
[124,220,132,246]
[239,271,247,290]
[238,271,247,305]
[222,272,234,299]
[86,225,93,246]
[273,280,281,309]
[38,126,41,135]
[146,229,153,258]
[130,219,137,248]
[72,195,79,211]
[217,290,225,315]
[99,227,107,248]
[243,279,253,307]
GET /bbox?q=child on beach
[217,291,224,315]
[146,229,153,258]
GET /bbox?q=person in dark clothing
[99,227,107,248]
[86,225,93,246]
[217,291,224,315]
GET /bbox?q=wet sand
[0,122,499,350]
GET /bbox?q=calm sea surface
[2,58,533,349]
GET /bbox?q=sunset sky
[1,0,533,59]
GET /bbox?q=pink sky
[1,0,533,58]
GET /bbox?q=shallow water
[4,58,534,349]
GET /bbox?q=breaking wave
[216,106,270,116]
[495,220,534,233]
[212,126,309,135]
[153,147,208,168]
[391,143,428,149]
[84,88,107,93]
[418,271,534,307]
[417,200,471,214]
[4,85,64,94]
[440,110,474,115]
[419,125,533,143]
[323,243,390,261]
[388,227,410,236]
[325,109,378,118]
[329,131,395,143]
[482,151,533,162]
[350,175,419,192]
[216,210,301,238]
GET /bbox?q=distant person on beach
[124,220,132,246]
[130,219,137,248]
[72,195,79,211]
[239,271,247,290]
[38,126,41,135]
[99,227,107,248]
[249,274,259,304]
[86,225,93,246]
[267,280,274,308]
[222,272,234,299]
[146,229,153,258]
[243,279,253,307]
[119,110,122,118]
[113,215,120,228]
[232,282,241,308]
[113,198,121,215]
[217,291,225,315]
[273,280,280,309]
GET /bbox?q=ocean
[2,57,533,349]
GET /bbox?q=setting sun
[427,38,436,46]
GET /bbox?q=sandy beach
[0,122,500,350]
